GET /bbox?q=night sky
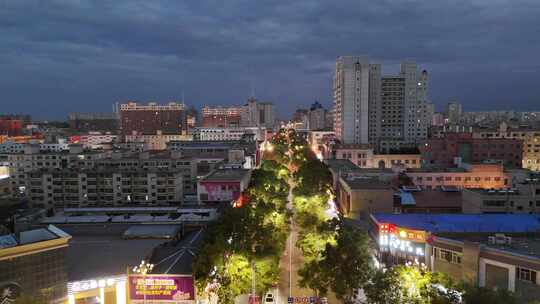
[1,0,540,120]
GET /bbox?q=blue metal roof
[372,213,540,233]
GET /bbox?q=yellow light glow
[399,230,407,238]
[68,295,75,304]
[116,281,126,304]
[99,287,105,304]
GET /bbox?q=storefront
[67,276,127,304]
[67,274,195,304]
[370,216,428,267]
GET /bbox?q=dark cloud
[1,0,540,119]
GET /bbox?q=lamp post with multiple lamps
[132,260,154,304]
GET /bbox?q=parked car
[264,292,276,304]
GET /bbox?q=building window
[435,248,461,264]
[517,267,537,283]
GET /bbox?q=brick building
[0,118,23,136]
[119,102,187,136]
[420,133,522,168]
[201,106,243,128]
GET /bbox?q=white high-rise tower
[333,56,380,144]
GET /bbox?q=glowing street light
[132,260,154,304]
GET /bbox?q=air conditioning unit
[489,234,512,245]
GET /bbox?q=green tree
[294,159,332,196]
[364,265,460,304]
[460,284,519,304]
[298,223,373,302]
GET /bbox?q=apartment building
[420,132,523,168]
[473,122,540,171]
[333,56,378,144]
[124,132,192,150]
[201,105,243,128]
[68,112,119,133]
[69,132,118,149]
[194,127,265,141]
[119,101,187,136]
[2,145,108,196]
[462,179,540,214]
[26,168,183,210]
[333,57,431,149]
[0,117,23,136]
[405,163,509,190]
[308,101,329,131]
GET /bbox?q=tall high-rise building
[379,63,430,144]
[446,101,463,124]
[241,98,274,128]
[119,101,187,136]
[333,56,379,144]
[333,57,431,149]
[308,101,328,130]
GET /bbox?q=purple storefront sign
[128,275,195,304]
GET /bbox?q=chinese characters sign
[128,275,195,304]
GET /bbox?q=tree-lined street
[192,128,531,304]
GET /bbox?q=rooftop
[0,225,70,249]
[372,213,540,233]
[324,159,362,173]
[456,235,540,259]
[402,189,462,208]
[333,143,373,150]
[201,168,251,182]
[149,229,205,275]
[63,224,164,281]
[341,176,393,190]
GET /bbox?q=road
[276,178,314,304]
[274,178,340,304]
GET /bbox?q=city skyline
[2,1,540,119]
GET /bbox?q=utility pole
[252,260,257,297]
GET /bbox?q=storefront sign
[128,275,195,304]
[68,276,125,294]
[378,223,426,257]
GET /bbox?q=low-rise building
[473,122,540,171]
[337,175,394,219]
[405,163,509,190]
[372,153,422,169]
[462,178,540,214]
[370,213,540,302]
[70,132,118,149]
[197,168,251,204]
[194,127,265,142]
[394,186,462,214]
[328,144,421,169]
[0,225,70,302]
[125,132,192,150]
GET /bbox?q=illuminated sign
[128,275,195,304]
[378,223,426,257]
[67,276,125,294]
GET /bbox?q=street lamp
[132,260,154,304]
